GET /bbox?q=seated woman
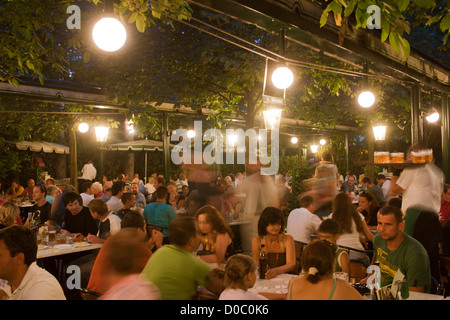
[286,239,363,300]
[316,219,351,280]
[329,192,374,266]
[357,191,380,231]
[195,205,234,264]
[251,207,296,279]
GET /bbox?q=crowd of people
[0,143,449,300]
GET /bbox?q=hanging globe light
[272,66,294,89]
[358,91,376,108]
[92,17,127,52]
[78,122,89,133]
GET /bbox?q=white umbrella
[9,141,70,154]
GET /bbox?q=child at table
[219,254,268,300]
[315,219,350,280]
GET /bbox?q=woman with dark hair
[195,205,234,263]
[286,239,363,300]
[251,207,296,279]
[330,192,373,266]
[357,191,381,231]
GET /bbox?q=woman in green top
[287,239,363,300]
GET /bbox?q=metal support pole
[442,94,449,183]
[345,133,349,174]
[163,113,170,182]
[411,84,423,145]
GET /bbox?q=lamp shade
[263,108,282,130]
[95,126,109,142]
[92,17,126,52]
[310,144,319,153]
[373,125,387,141]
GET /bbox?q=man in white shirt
[0,226,66,300]
[286,195,321,244]
[389,144,444,292]
[79,181,94,207]
[80,160,97,181]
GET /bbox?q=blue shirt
[143,202,177,237]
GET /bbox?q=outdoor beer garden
[0,0,449,306]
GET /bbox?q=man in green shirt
[373,205,431,293]
[141,217,211,300]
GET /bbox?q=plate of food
[38,244,48,250]
[73,241,91,247]
[54,244,74,250]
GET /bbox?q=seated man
[286,195,321,244]
[25,184,52,227]
[141,217,211,300]
[362,177,386,206]
[60,192,98,239]
[143,186,177,244]
[130,181,146,208]
[87,198,122,244]
[0,225,66,300]
[372,205,431,293]
[106,181,124,214]
[116,192,136,219]
[21,179,35,199]
[98,231,161,300]
[79,181,94,207]
[88,211,163,295]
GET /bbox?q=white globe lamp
[92,17,127,52]
[358,91,375,108]
[272,66,294,89]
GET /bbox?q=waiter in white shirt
[80,160,97,181]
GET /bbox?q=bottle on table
[259,243,268,279]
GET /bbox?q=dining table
[37,242,103,259]
[249,273,297,300]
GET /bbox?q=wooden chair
[294,241,307,274]
[349,261,367,283]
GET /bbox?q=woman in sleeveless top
[196,205,234,263]
[287,239,363,300]
[252,207,296,279]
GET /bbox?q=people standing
[80,160,97,182]
[143,186,177,244]
[389,144,443,292]
[235,164,279,254]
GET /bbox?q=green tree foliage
[319,0,450,60]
